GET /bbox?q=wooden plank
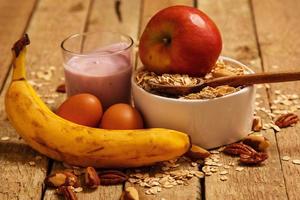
[0,86,48,200]
[0,0,91,199]
[0,0,37,91]
[87,0,141,40]
[126,1,203,200]
[252,0,300,199]
[198,0,287,199]
[0,1,45,199]
[44,0,142,199]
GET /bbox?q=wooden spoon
[148,71,300,96]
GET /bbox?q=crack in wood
[114,0,122,22]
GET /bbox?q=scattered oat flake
[30,71,36,76]
[49,66,56,71]
[256,84,263,89]
[46,99,55,104]
[73,187,83,193]
[28,161,36,166]
[191,162,197,167]
[292,160,300,165]
[218,146,226,151]
[129,178,139,183]
[282,156,290,161]
[163,183,173,188]
[270,123,281,132]
[1,136,10,141]
[162,166,170,171]
[145,190,152,195]
[210,167,218,173]
[220,176,228,181]
[194,171,204,178]
[205,172,212,176]
[219,170,228,175]
[235,167,244,172]
[35,156,42,161]
[274,90,281,95]
[210,150,220,154]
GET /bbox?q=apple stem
[162,37,171,45]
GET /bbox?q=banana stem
[12,49,27,81]
[12,34,30,81]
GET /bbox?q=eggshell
[100,103,144,129]
[57,93,103,127]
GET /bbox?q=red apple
[139,5,222,77]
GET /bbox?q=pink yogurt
[64,43,132,109]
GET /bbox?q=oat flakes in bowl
[131,56,256,149]
[135,58,246,99]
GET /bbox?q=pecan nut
[224,143,268,165]
[120,186,139,200]
[56,186,78,200]
[85,166,100,189]
[56,83,66,93]
[45,171,79,188]
[242,134,270,152]
[275,113,299,128]
[185,144,210,160]
[252,116,263,132]
[240,152,268,165]
[99,170,128,185]
[223,143,256,156]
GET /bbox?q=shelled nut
[185,144,210,160]
[252,116,262,132]
[242,134,270,152]
[45,171,79,188]
[85,167,100,189]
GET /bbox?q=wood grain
[0,1,45,199]
[126,1,203,200]
[252,0,300,199]
[44,0,142,199]
[0,0,90,199]
[0,0,37,91]
[87,0,141,40]
[0,83,48,199]
[198,0,287,199]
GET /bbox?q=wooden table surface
[1,0,300,199]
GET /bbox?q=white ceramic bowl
[132,57,256,149]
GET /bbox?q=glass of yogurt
[61,31,134,109]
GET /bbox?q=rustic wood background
[0,0,300,199]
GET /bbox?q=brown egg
[100,103,144,129]
[56,93,103,127]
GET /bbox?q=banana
[5,35,190,168]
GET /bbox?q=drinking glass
[61,31,134,109]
